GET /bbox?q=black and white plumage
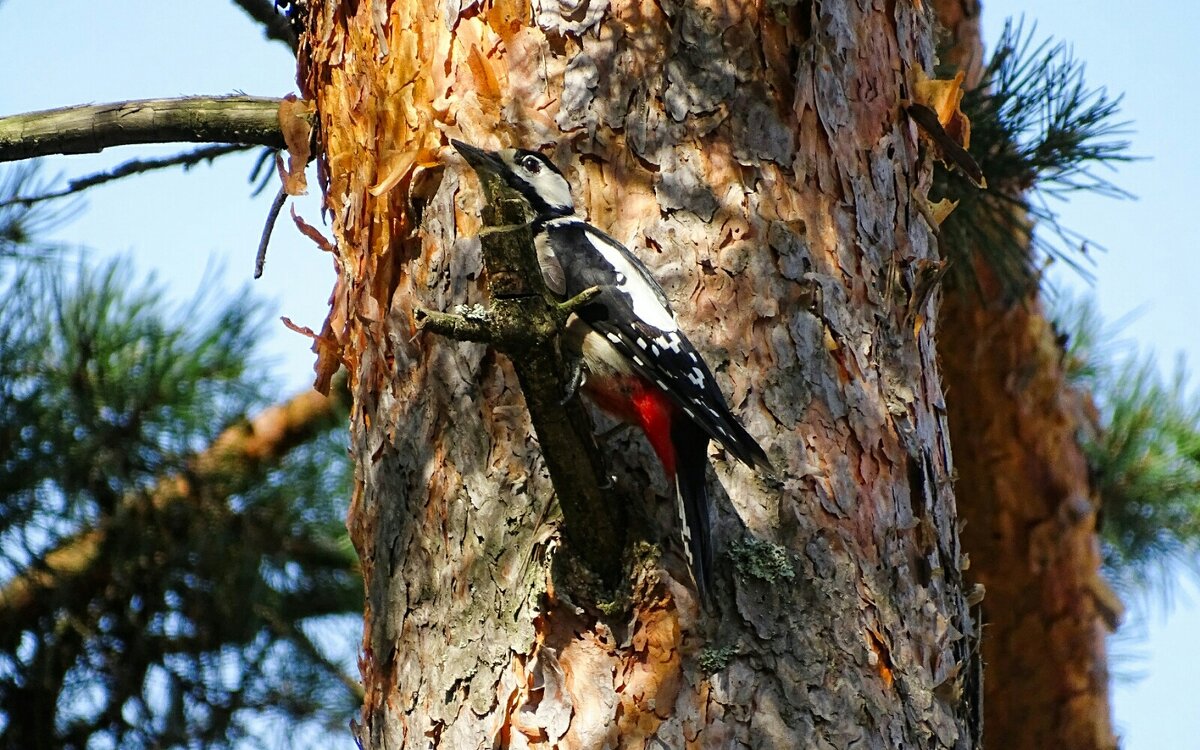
[452,140,771,600]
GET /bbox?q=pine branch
[0,96,286,163]
[261,610,364,701]
[0,144,251,209]
[935,18,1134,300]
[0,161,82,257]
[1055,295,1200,602]
[0,383,350,624]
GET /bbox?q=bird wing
[549,221,770,470]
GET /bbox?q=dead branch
[255,185,289,278]
[0,96,286,163]
[0,144,250,208]
[418,194,627,590]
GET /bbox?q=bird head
[451,140,575,219]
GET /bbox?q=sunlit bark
[299,1,978,746]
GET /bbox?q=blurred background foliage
[1054,296,1200,602]
[0,162,359,749]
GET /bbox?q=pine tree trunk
[941,279,1117,750]
[298,2,978,746]
[931,2,1119,748]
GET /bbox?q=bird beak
[451,139,505,177]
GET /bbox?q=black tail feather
[717,414,773,475]
[672,422,715,602]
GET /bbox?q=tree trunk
[298,1,978,746]
[931,2,1119,748]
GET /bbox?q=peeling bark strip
[0,97,286,162]
[298,0,976,747]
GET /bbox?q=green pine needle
[937,18,1135,300]
[1055,296,1200,602]
[0,161,357,747]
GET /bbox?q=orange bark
[299,1,978,746]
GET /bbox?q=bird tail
[672,421,715,602]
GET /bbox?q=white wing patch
[676,487,693,566]
[582,231,678,332]
[655,332,683,353]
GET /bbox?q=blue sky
[2,1,1195,746]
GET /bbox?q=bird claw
[559,359,586,406]
[596,422,633,445]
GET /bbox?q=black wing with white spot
[546,220,770,470]
[598,318,769,471]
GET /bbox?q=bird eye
[522,156,542,174]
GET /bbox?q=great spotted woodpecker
[452,140,771,600]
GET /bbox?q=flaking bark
[298,0,979,747]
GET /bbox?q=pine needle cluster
[937,19,1133,300]
[1056,297,1200,601]
[0,170,358,749]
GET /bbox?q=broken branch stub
[427,192,626,590]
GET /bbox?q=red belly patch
[584,376,677,477]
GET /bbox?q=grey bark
[299,0,981,747]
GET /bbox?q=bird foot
[558,359,586,406]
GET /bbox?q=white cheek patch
[531,171,574,212]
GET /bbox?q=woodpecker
[452,140,771,600]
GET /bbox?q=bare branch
[230,0,299,52]
[0,96,286,163]
[0,144,250,209]
[556,285,602,316]
[255,185,289,279]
